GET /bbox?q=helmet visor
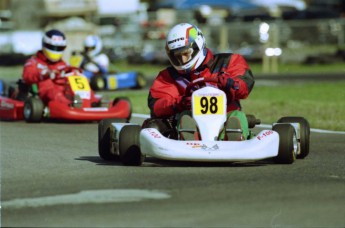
[43,48,63,62]
[85,46,96,52]
[167,42,199,67]
[43,42,66,52]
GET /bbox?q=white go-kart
[98,78,310,166]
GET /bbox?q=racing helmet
[84,35,102,57]
[165,23,207,74]
[42,29,67,62]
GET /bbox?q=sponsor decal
[145,128,161,138]
[257,130,274,140]
[201,144,219,151]
[0,100,14,109]
[83,107,108,112]
[167,37,184,44]
[186,142,202,148]
[75,91,91,99]
[186,142,219,150]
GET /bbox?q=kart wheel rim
[137,76,146,87]
[97,78,105,89]
[24,103,31,119]
[292,132,298,157]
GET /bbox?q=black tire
[133,72,147,89]
[273,124,297,164]
[277,116,310,159]
[98,118,127,161]
[23,97,44,123]
[90,75,105,91]
[119,125,144,166]
[246,114,261,128]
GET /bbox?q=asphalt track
[1,114,344,227]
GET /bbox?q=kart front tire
[273,123,297,164]
[277,116,310,159]
[98,118,127,161]
[90,75,105,91]
[119,125,144,166]
[23,97,44,123]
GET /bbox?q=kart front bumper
[140,128,279,162]
[48,100,131,121]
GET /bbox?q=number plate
[68,76,91,91]
[68,76,91,99]
[193,94,225,115]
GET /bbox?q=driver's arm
[22,58,47,84]
[218,54,255,102]
[148,71,183,118]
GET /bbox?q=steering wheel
[184,77,218,96]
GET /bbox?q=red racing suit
[148,49,255,118]
[22,51,71,105]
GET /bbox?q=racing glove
[176,95,191,111]
[40,69,58,80]
[217,75,235,92]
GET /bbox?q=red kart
[0,67,132,122]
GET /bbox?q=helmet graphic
[42,29,67,62]
[165,23,207,74]
[84,35,102,57]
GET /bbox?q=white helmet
[165,23,207,74]
[84,35,102,57]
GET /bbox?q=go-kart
[0,79,26,120]
[70,51,147,91]
[0,67,132,122]
[98,77,310,166]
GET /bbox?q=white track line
[2,189,170,209]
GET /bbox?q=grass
[1,62,344,131]
[242,82,345,131]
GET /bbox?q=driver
[22,29,71,106]
[146,23,255,140]
[81,35,110,78]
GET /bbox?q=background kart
[0,79,25,120]
[98,78,310,166]
[70,51,147,91]
[0,68,132,122]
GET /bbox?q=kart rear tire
[273,124,297,164]
[90,75,105,91]
[277,116,310,159]
[23,97,44,123]
[98,118,127,161]
[134,72,147,89]
[119,125,144,166]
